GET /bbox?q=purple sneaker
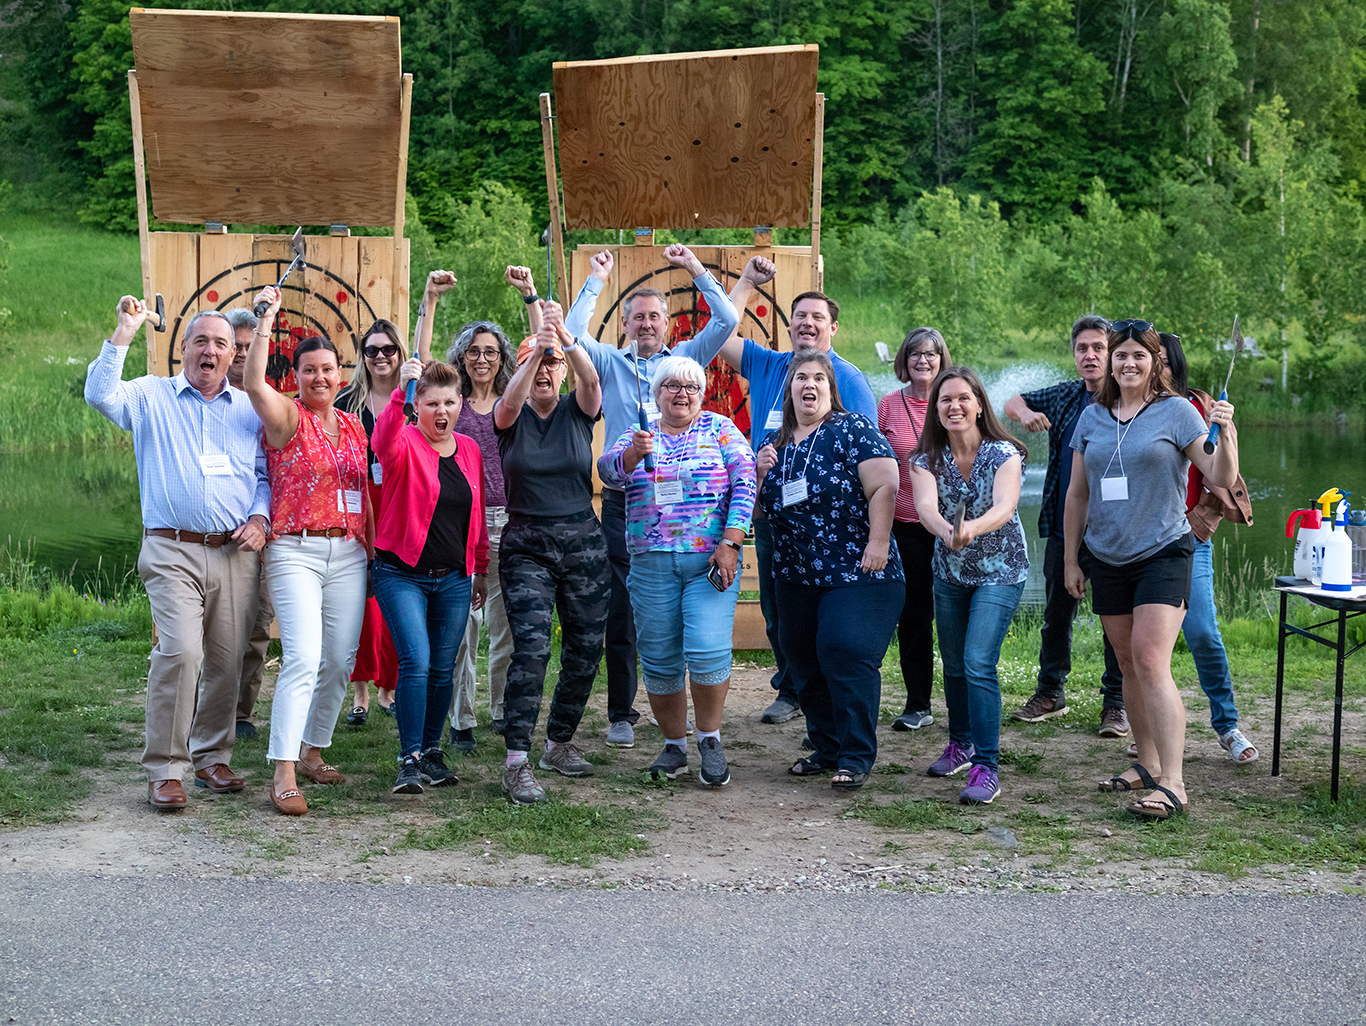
[959,765,1001,804]
[927,740,975,777]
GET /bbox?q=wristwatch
[523,292,540,305]
[721,538,742,551]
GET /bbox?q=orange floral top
[264,400,368,540]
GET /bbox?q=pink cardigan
[372,389,489,575]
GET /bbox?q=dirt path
[2,664,1362,895]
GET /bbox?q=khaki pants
[450,506,511,730]
[235,571,274,723]
[138,534,260,782]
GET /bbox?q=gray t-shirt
[1069,396,1207,565]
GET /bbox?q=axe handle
[639,407,655,473]
[1203,390,1227,454]
[252,255,305,317]
[404,380,418,425]
[120,297,162,328]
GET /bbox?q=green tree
[1146,0,1243,171]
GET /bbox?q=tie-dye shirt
[599,411,756,555]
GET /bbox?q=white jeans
[265,535,367,762]
[450,506,512,730]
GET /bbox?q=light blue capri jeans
[626,550,741,695]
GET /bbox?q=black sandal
[1098,762,1156,793]
[831,769,870,791]
[788,754,833,777]
[1128,785,1187,820]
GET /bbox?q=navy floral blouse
[758,413,904,587]
[913,439,1029,587]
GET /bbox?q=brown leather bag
[1186,388,1253,542]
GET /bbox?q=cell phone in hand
[706,561,727,592]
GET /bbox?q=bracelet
[523,292,540,305]
[253,329,270,337]
[561,342,580,352]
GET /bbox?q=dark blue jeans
[776,578,904,775]
[372,562,472,760]
[754,516,797,704]
[1038,535,1123,709]
[933,577,1025,773]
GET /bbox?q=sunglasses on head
[362,343,400,359]
[1109,319,1153,341]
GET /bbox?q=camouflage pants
[499,509,610,752]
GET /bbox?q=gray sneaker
[539,741,594,777]
[647,743,688,780]
[761,698,801,724]
[892,709,934,731]
[697,737,730,787]
[605,720,635,748]
[502,760,546,804]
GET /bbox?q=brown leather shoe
[147,779,188,809]
[194,764,246,793]
[271,784,308,816]
[298,761,347,785]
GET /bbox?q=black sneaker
[450,727,477,753]
[393,755,424,794]
[418,748,458,787]
[697,737,730,787]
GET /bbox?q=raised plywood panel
[553,46,819,230]
[146,231,406,387]
[129,8,402,226]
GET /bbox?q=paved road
[1,875,1362,1025]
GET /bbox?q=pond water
[4,363,1362,602]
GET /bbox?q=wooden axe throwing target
[128,9,413,386]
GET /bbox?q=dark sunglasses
[1109,319,1153,340]
[362,343,400,359]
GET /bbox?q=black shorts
[1088,535,1195,616]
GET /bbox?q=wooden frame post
[540,92,569,302]
[127,70,155,370]
[810,92,825,292]
[391,72,413,342]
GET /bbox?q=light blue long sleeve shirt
[85,340,270,532]
[564,272,740,489]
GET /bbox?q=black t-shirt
[496,394,600,517]
[412,451,472,574]
[335,385,380,485]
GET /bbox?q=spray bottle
[1286,508,1323,580]
[1309,489,1346,585]
[1321,499,1354,592]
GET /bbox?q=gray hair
[223,308,257,333]
[182,309,233,340]
[1071,314,1110,347]
[447,320,518,398]
[650,355,707,400]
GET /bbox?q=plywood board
[553,46,819,229]
[732,601,769,650]
[147,231,399,386]
[129,8,403,226]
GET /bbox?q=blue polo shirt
[739,339,877,453]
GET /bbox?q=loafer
[147,779,187,810]
[271,784,308,816]
[235,720,257,739]
[193,764,245,793]
[345,706,369,726]
[297,761,347,785]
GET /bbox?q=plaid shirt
[1019,378,1090,537]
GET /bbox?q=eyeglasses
[538,357,565,368]
[1109,319,1153,341]
[362,343,399,359]
[661,381,701,396]
[907,349,940,364]
[233,342,250,353]
[466,347,501,362]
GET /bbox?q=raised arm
[550,299,601,418]
[84,296,149,428]
[666,244,739,368]
[718,255,776,372]
[857,456,900,572]
[246,285,301,450]
[413,270,456,363]
[495,317,554,431]
[563,250,612,344]
[1185,399,1239,489]
[506,265,542,333]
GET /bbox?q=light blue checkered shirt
[85,341,270,532]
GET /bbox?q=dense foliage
[1,0,1364,403]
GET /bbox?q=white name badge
[643,401,659,420]
[654,477,684,504]
[1101,476,1129,502]
[765,410,783,431]
[200,454,232,476]
[782,478,809,507]
[337,489,364,514]
[371,462,382,486]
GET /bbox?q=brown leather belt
[282,527,349,538]
[144,528,233,547]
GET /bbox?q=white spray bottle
[1310,488,1345,585]
[1322,499,1354,592]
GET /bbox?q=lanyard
[780,423,822,485]
[899,389,924,448]
[1102,402,1147,481]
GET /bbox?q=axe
[253,227,307,318]
[1204,314,1242,454]
[118,293,166,332]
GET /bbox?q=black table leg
[1273,590,1288,778]
[1332,610,1346,803]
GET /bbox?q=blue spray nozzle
[1337,500,1352,528]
